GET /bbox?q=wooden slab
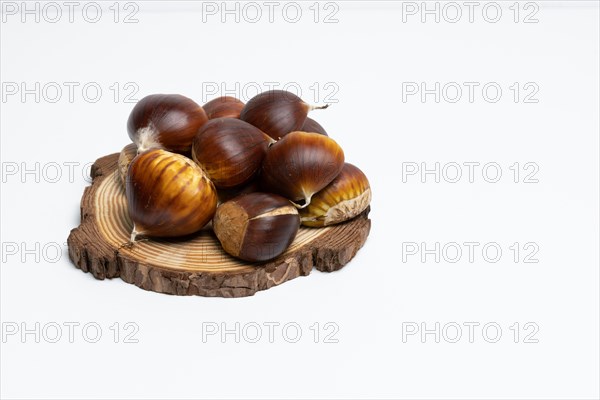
[67,153,371,297]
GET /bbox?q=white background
[1,1,599,399]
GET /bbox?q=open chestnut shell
[203,96,245,119]
[260,131,345,207]
[127,94,208,154]
[240,90,327,140]
[126,149,217,240]
[191,118,272,189]
[213,192,300,262]
[299,163,371,227]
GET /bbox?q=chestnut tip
[130,228,139,243]
[307,103,329,112]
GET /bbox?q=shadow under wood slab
[67,153,371,297]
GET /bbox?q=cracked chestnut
[299,163,371,227]
[213,192,300,262]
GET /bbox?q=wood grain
[67,153,371,297]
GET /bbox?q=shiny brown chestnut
[301,117,328,136]
[213,192,300,262]
[127,94,208,154]
[191,118,272,189]
[240,90,328,140]
[299,163,371,227]
[260,131,345,207]
[203,96,245,119]
[118,143,137,186]
[126,149,217,241]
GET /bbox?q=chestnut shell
[302,117,328,136]
[203,96,245,119]
[126,149,217,238]
[192,118,270,189]
[127,94,208,154]
[299,163,371,227]
[213,192,300,262]
[217,178,261,204]
[260,131,345,206]
[240,90,315,140]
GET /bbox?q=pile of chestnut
[118,90,371,262]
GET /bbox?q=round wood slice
[67,153,371,298]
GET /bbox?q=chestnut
[191,118,272,189]
[299,163,371,227]
[301,117,328,136]
[126,149,217,241]
[240,90,328,140]
[127,94,208,154]
[118,143,137,186]
[217,179,261,204]
[213,192,300,262]
[203,96,245,119]
[260,131,345,207]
